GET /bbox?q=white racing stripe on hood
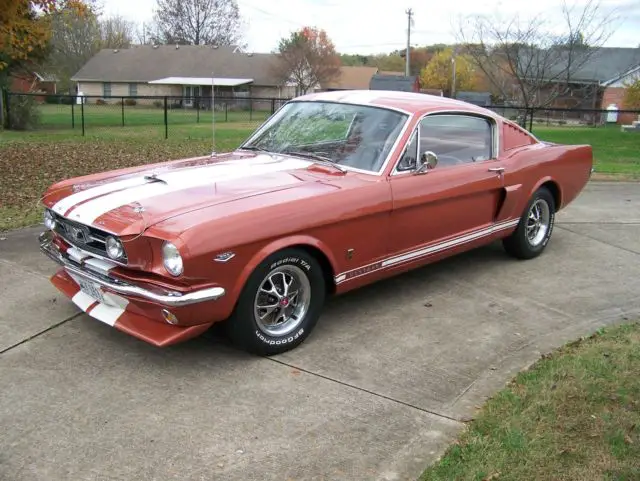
[63,156,312,225]
[52,176,149,216]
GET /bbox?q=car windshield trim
[239,100,411,176]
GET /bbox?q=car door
[388,113,504,261]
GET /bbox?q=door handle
[488,167,505,173]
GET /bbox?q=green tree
[623,78,640,109]
[0,0,89,73]
[419,47,477,95]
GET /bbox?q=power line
[238,2,302,26]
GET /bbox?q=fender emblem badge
[214,252,235,263]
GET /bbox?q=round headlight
[105,236,125,260]
[44,209,56,230]
[162,242,183,276]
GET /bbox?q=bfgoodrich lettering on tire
[503,186,556,260]
[227,248,326,355]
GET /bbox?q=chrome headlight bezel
[162,241,184,277]
[105,236,125,260]
[44,209,56,230]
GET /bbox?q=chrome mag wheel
[253,265,311,337]
[526,198,551,247]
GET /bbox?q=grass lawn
[1,121,638,231]
[0,123,256,231]
[533,125,640,177]
[421,322,640,481]
[31,103,274,130]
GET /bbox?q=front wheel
[503,187,556,259]
[227,248,326,355]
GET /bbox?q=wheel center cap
[280,297,290,307]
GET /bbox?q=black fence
[485,105,640,131]
[1,92,290,139]
[2,91,640,139]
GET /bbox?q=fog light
[161,309,179,325]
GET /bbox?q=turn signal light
[161,309,179,325]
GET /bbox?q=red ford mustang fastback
[39,90,593,355]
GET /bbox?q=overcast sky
[102,0,640,54]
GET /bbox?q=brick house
[10,71,58,95]
[601,65,640,124]
[525,47,640,123]
[71,45,297,109]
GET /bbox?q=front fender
[229,235,340,304]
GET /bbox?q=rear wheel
[503,187,555,259]
[227,248,325,355]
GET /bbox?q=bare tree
[152,0,241,45]
[273,27,341,95]
[456,0,618,110]
[99,15,135,49]
[45,6,134,91]
[45,6,101,91]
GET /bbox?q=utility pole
[405,8,413,77]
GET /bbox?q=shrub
[44,95,74,105]
[124,98,137,106]
[96,99,106,105]
[152,100,162,108]
[8,95,41,130]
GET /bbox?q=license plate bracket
[77,278,105,304]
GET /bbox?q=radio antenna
[211,71,216,156]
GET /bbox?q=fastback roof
[295,90,495,116]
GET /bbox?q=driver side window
[419,114,493,167]
[396,130,418,172]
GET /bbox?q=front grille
[52,212,128,263]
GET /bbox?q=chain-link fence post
[196,95,200,123]
[81,97,85,136]
[5,91,11,130]
[121,98,125,127]
[71,99,75,129]
[164,96,168,139]
[225,102,228,122]
[0,88,5,129]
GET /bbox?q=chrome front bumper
[39,232,225,307]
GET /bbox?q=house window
[129,83,137,96]
[103,82,111,98]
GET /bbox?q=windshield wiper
[239,145,271,153]
[282,150,346,173]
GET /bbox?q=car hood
[45,152,341,236]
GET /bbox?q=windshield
[241,101,408,173]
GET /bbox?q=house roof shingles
[520,47,640,84]
[71,45,283,86]
[323,66,379,90]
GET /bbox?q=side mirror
[414,151,438,174]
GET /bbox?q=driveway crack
[265,357,465,424]
[0,313,82,355]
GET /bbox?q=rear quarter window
[502,121,537,151]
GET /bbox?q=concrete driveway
[2,181,639,481]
